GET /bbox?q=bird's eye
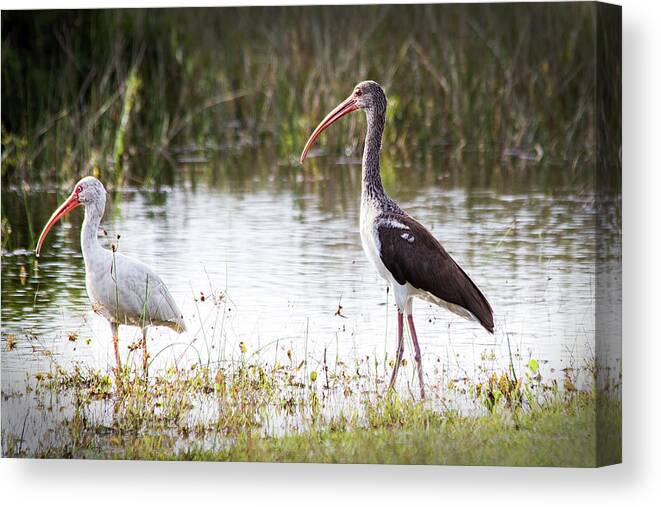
[75,185,82,194]
[355,89,362,97]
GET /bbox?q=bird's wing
[377,213,494,332]
[112,254,186,332]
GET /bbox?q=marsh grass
[3,4,599,188]
[203,393,620,466]
[1,338,621,466]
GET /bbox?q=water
[2,151,620,387]
[1,151,621,455]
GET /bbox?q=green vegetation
[2,4,600,187]
[197,394,620,467]
[1,347,621,466]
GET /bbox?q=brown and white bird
[300,81,493,398]
[36,176,186,377]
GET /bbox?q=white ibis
[36,176,186,377]
[300,81,494,398]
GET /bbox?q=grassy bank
[189,394,621,467]
[1,354,621,466]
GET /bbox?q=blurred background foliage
[2,4,603,188]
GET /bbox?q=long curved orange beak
[35,192,81,257]
[299,94,359,164]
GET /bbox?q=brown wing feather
[377,213,494,333]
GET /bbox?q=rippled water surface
[1,152,623,453]
[2,154,621,395]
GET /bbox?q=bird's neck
[361,108,388,206]
[81,202,104,262]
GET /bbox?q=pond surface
[2,150,620,388]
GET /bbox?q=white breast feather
[360,203,391,283]
[359,204,417,312]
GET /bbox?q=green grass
[189,394,621,467]
[1,354,621,466]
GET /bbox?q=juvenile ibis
[36,176,186,377]
[300,81,494,398]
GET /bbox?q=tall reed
[2,4,601,186]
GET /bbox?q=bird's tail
[450,260,494,334]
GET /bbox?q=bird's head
[75,176,107,207]
[35,176,107,258]
[299,80,386,164]
[352,80,387,113]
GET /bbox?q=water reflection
[2,151,620,397]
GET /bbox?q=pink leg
[388,312,405,392]
[407,314,426,399]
